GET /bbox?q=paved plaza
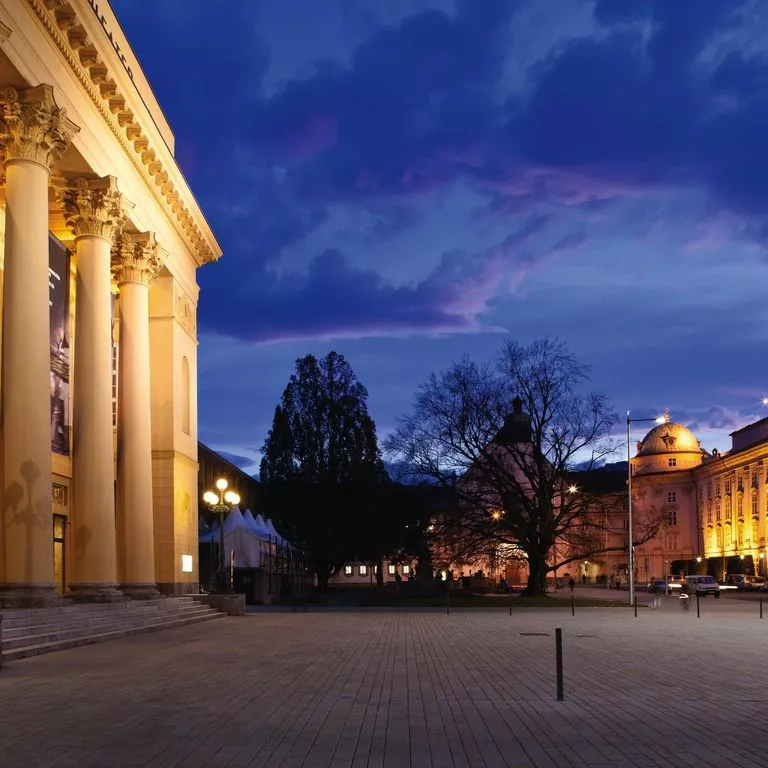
[1,597,768,767]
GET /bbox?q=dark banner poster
[49,235,71,455]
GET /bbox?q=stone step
[2,610,225,662]
[1,607,219,650]
[0,597,204,629]
[0,595,199,620]
[0,604,220,637]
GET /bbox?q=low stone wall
[191,594,246,616]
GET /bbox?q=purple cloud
[200,216,586,343]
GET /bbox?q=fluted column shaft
[61,177,129,602]
[0,86,77,607]
[114,233,163,598]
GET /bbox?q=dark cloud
[252,0,515,200]
[199,215,588,342]
[217,451,259,471]
[116,0,768,347]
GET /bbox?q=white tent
[244,509,271,538]
[265,518,284,544]
[200,507,283,567]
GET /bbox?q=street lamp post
[203,478,240,593]
[627,411,667,606]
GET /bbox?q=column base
[68,583,127,603]
[0,583,64,608]
[119,583,162,600]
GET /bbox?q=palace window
[753,493,759,518]
[359,565,367,576]
[667,491,677,504]
[716,480,721,496]
[725,478,732,495]
[388,564,396,575]
[725,498,732,520]
[752,468,759,487]
[344,565,352,576]
[725,525,733,546]
[737,495,744,519]
[668,457,677,467]
[668,509,678,526]
[709,529,717,551]
[716,500,721,521]
[403,565,410,575]
[716,527,723,548]
[737,523,744,548]
[667,534,679,551]
[707,481,713,499]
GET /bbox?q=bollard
[446,590,450,616]
[696,594,700,618]
[509,590,513,616]
[555,628,564,700]
[761,598,763,619]
[633,599,637,618]
[571,595,575,617]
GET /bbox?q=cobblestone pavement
[2,603,767,767]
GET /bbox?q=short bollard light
[570,595,575,617]
[555,628,564,700]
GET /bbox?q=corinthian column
[113,232,163,598]
[60,177,130,601]
[0,85,78,608]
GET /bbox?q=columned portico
[0,5,221,604]
[60,176,129,602]
[0,85,77,607]
[114,232,163,599]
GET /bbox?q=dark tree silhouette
[260,352,385,588]
[387,338,660,596]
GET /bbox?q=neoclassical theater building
[0,0,220,606]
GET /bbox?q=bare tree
[386,338,660,596]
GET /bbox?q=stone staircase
[0,596,225,663]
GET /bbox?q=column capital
[58,176,133,243]
[112,232,165,286]
[0,85,79,172]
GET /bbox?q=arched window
[181,356,191,435]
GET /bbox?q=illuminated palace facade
[585,415,768,583]
[0,0,220,606]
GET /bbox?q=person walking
[568,576,575,594]
[652,583,663,609]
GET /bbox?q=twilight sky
[112,0,768,475]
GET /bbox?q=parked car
[740,576,766,591]
[683,575,721,597]
[647,579,667,593]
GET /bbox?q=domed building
[633,413,707,476]
[602,410,768,586]
[625,412,706,585]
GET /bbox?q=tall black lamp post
[203,478,240,593]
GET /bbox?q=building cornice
[26,0,221,266]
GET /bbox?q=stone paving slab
[1,602,767,767]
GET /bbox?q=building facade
[577,415,768,585]
[0,0,220,606]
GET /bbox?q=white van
[683,575,720,597]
